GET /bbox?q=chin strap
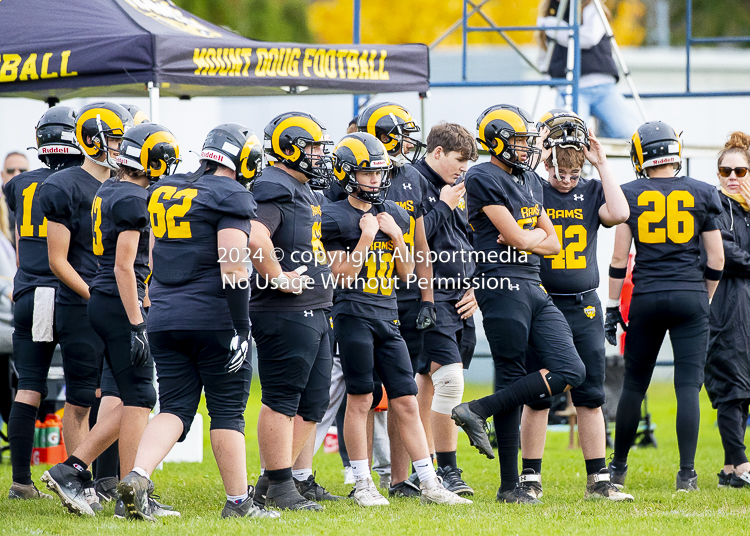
[551,145,562,183]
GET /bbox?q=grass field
[1,380,748,535]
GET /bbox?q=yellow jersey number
[91,196,104,256]
[19,183,48,238]
[149,186,199,239]
[637,190,694,244]
[545,224,587,269]
[311,220,327,265]
[364,251,395,296]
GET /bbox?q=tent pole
[352,0,361,117]
[148,82,160,124]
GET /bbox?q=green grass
[1,380,748,535]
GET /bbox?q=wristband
[704,266,723,281]
[607,298,620,308]
[609,265,627,279]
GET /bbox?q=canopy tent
[0,0,429,120]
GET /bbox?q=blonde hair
[545,145,584,169]
[718,131,750,167]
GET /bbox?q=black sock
[436,451,458,470]
[585,458,606,476]
[64,455,88,472]
[522,458,542,474]
[266,467,293,484]
[95,440,119,480]
[8,401,38,485]
[495,407,521,493]
[88,396,101,476]
[675,385,700,474]
[613,388,646,468]
[469,373,552,420]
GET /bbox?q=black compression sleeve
[224,284,250,333]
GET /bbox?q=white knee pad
[431,363,465,415]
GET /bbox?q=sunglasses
[718,166,749,178]
[4,168,27,174]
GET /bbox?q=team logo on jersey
[574,194,584,201]
[584,305,596,319]
[310,204,322,217]
[458,197,466,210]
[402,183,412,190]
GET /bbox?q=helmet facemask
[344,166,392,205]
[87,115,125,171]
[294,138,334,190]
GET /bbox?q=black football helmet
[264,112,333,189]
[34,106,83,168]
[120,104,150,125]
[476,104,541,172]
[356,102,425,164]
[630,121,682,179]
[75,102,134,170]
[115,123,179,183]
[333,132,393,204]
[200,123,263,187]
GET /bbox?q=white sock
[132,467,150,480]
[414,457,437,487]
[227,491,249,504]
[292,469,313,481]
[350,459,371,482]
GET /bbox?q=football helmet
[75,102,134,170]
[537,109,589,151]
[476,105,541,172]
[200,123,263,187]
[120,104,150,125]
[630,121,682,179]
[333,132,393,204]
[34,106,83,167]
[356,102,425,164]
[264,111,333,189]
[115,123,179,183]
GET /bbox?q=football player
[117,124,277,521]
[38,102,134,513]
[5,107,83,501]
[605,121,725,491]
[248,112,334,511]
[451,104,586,504]
[321,131,471,507]
[517,110,632,501]
[410,123,478,496]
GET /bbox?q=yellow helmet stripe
[631,131,644,167]
[366,104,412,151]
[132,110,149,125]
[538,111,554,124]
[240,134,261,178]
[141,131,178,177]
[478,108,528,141]
[272,116,324,163]
[336,137,371,166]
[76,108,125,156]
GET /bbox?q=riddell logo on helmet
[651,157,678,165]
[201,150,229,165]
[40,147,74,154]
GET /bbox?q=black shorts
[476,279,585,392]
[148,329,251,441]
[526,291,605,409]
[417,300,476,374]
[334,313,417,399]
[12,289,58,397]
[397,299,424,366]
[100,359,120,399]
[623,290,709,393]
[89,291,154,409]
[56,303,105,408]
[251,309,331,423]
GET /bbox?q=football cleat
[83,479,103,512]
[518,468,543,499]
[352,477,389,507]
[388,479,421,498]
[117,471,156,522]
[436,467,474,497]
[676,470,699,492]
[451,403,495,459]
[718,470,732,488]
[253,473,269,507]
[608,459,628,489]
[294,472,343,501]
[585,469,634,501]
[41,464,95,516]
[8,481,53,500]
[265,479,323,511]
[496,484,542,505]
[222,486,280,519]
[94,476,119,502]
[730,471,750,488]
[343,466,355,485]
[420,482,472,505]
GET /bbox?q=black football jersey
[321,199,412,319]
[38,166,105,305]
[540,178,607,294]
[3,168,58,301]
[385,164,422,300]
[89,179,150,300]
[465,162,544,280]
[249,166,334,312]
[147,172,256,331]
[622,176,722,294]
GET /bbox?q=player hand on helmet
[130,321,150,367]
[376,212,402,241]
[536,125,552,163]
[604,306,627,346]
[226,330,250,374]
[439,182,467,211]
[360,213,380,239]
[583,131,607,167]
[416,301,437,331]
[456,287,478,320]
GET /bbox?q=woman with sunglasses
[706,131,750,489]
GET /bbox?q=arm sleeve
[224,284,250,333]
[422,201,453,241]
[253,202,283,236]
[112,196,149,233]
[38,182,74,225]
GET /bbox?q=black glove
[226,330,250,374]
[604,306,627,346]
[416,301,437,331]
[130,321,150,367]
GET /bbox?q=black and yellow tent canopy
[0,0,429,101]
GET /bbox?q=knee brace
[431,363,465,415]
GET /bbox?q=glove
[416,301,437,331]
[604,306,627,346]
[226,330,250,374]
[130,321,150,367]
